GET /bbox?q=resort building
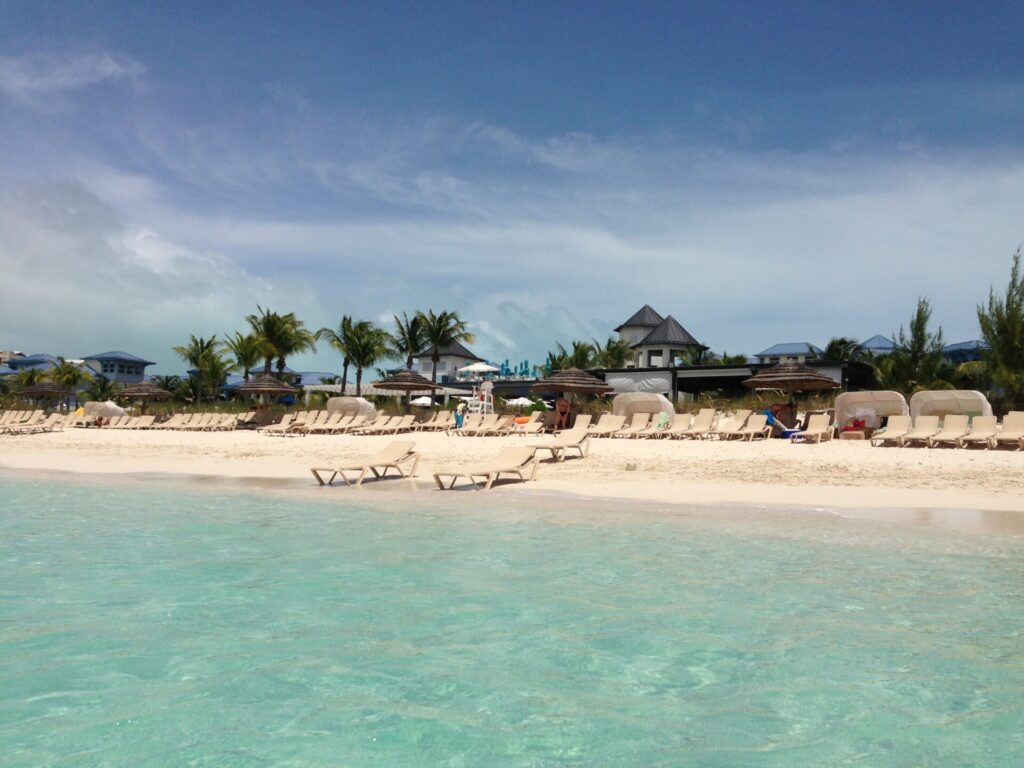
[4,353,60,372]
[942,340,989,364]
[615,305,706,368]
[754,342,824,365]
[82,351,155,384]
[857,335,896,356]
[415,341,484,384]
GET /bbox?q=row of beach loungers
[869,413,1024,449]
[309,434,592,490]
[0,410,74,435]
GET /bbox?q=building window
[117,363,125,374]
[102,362,114,373]
[436,361,447,372]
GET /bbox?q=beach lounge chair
[718,413,770,441]
[790,413,834,443]
[653,413,693,439]
[384,414,417,434]
[671,409,717,439]
[927,415,970,448]
[993,411,1024,450]
[613,413,650,438]
[898,415,941,447]
[432,446,539,491]
[448,413,482,435]
[566,414,592,432]
[957,415,998,448]
[528,427,591,462]
[869,415,911,446]
[706,409,752,440]
[585,414,626,437]
[459,414,500,436]
[304,412,343,434]
[480,416,516,436]
[259,413,297,435]
[356,416,401,435]
[124,415,156,430]
[309,440,420,487]
[2,412,64,434]
[334,414,369,434]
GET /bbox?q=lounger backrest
[558,428,589,445]
[688,410,715,431]
[394,415,416,430]
[968,415,997,434]
[1000,411,1024,433]
[527,411,542,423]
[804,413,831,433]
[478,415,500,429]
[592,414,625,432]
[371,440,417,464]
[491,446,536,469]
[882,415,911,434]
[627,413,649,429]
[673,413,693,430]
[911,415,940,432]
[743,414,768,433]
[462,414,483,429]
[573,414,592,430]
[939,414,969,432]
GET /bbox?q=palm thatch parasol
[236,373,297,404]
[531,367,612,396]
[21,381,71,400]
[373,369,441,408]
[742,363,840,405]
[118,381,174,413]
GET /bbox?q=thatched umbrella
[21,380,71,406]
[531,367,613,396]
[118,381,174,414]
[372,370,441,409]
[235,373,297,405]
[742,363,840,406]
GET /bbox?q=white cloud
[0,51,144,100]
[0,183,322,372]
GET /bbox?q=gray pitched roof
[635,315,703,348]
[755,342,824,358]
[84,351,156,366]
[614,304,664,332]
[415,340,483,362]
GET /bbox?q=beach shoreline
[2,428,1023,534]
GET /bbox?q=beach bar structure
[615,305,707,369]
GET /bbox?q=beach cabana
[20,381,71,407]
[372,370,441,408]
[833,391,908,430]
[117,381,173,414]
[610,392,675,427]
[235,373,297,404]
[908,390,992,420]
[742,363,840,407]
[531,368,613,396]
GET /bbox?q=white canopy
[409,396,434,406]
[909,390,992,420]
[83,400,126,419]
[325,396,378,421]
[458,362,500,373]
[610,392,676,426]
[505,396,535,407]
[833,391,908,429]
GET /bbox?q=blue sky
[2,1,1023,373]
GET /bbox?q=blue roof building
[755,343,824,364]
[942,340,990,364]
[857,335,897,355]
[5,353,60,371]
[83,351,155,384]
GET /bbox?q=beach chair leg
[408,453,421,479]
[354,466,371,487]
[529,457,539,481]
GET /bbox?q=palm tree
[222,332,263,381]
[823,337,861,363]
[173,335,219,405]
[14,367,45,389]
[718,352,748,364]
[388,312,426,371]
[317,315,356,391]
[151,374,182,392]
[47,357,93,410]
[978,247,1024,410]
[346,323,390,396]
[556,340,596,369]
[82,375,122,402]
[592,337,633,368]
[247,306,315,376]
[416,309,476,385]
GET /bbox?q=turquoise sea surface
[1,475,1023,767]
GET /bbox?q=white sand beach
[2,429,1023,528]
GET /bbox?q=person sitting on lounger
[554,395,571,430]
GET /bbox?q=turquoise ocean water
[1,474,1023,766]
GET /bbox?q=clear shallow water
[2,477,1023,767]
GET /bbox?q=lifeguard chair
[468,380,495,414]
